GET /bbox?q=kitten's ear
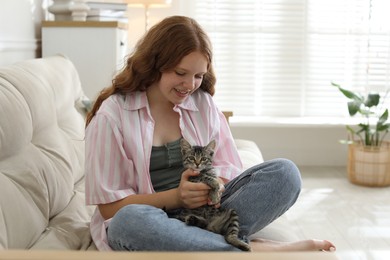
[180,138,192,153]
[207,140,216,150]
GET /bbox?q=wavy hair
[86,16,216,126]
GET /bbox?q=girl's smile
[147,51,208,106]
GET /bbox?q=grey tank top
[149,138,185,192]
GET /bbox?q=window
[186,0,390,118]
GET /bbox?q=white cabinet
[42,21,128,100]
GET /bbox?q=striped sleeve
[85,109,136,205]
[211,106,243,181]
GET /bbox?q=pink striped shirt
[85,89,243,250]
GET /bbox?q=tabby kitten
[166,139,251,251]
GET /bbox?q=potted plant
[332,82,390,186]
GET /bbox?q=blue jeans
[107,158,301,251]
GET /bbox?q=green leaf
[356,123,369,134]
[377,123,390,131]
[341,88,362,101]
[346,125,355,133]
[378,109,389,124]
[365,93,380,107]
[347,101,361,116]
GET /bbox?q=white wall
[230,122,348,166]
[0,0,351,167]
[0,0,186,65]
[0,0,49,66]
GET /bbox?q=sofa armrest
[222,111,263,170]
[235,139,264,170]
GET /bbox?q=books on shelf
[86,1,128,11]
[87,15,128,23]
[85,1,128,22]
[87,9,124,17]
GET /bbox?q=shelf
[41,20,128,30]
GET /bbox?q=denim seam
[222,170,257,209]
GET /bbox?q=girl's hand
[177,169,210,209]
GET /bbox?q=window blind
[186,0,390,118]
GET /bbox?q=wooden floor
[264,166,390,260]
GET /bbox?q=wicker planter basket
[348,141,390,187]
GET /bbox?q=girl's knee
[280,158,301,188]
[243,158,301,193]
[261,158,302,194]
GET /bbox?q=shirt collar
[175,91,199,112]
[123,91,148,111]
[123,90,200,112]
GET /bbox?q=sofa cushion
[30,182,94,250]
[0,55,91,249]
[235,139,264,170]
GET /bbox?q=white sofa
[0,55,94,250]
[0,55,264,250]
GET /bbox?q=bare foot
[250,238,336,252]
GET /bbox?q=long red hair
[86,16,216,126]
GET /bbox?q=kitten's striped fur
[166,139,251,251]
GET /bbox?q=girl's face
[151,51,208,106]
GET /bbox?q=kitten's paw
[209,191,221,205]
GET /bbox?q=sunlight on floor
[285,166,390,260]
